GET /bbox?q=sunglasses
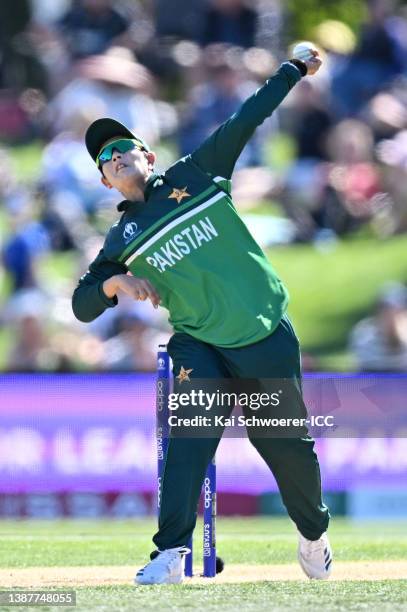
[96,138,146,168]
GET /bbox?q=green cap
[85,117,149,162]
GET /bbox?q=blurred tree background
[286,0,366,39]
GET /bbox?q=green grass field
[268,234,407,369]
[1,517,406,611]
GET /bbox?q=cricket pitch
[1,561,407,588]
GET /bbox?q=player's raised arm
[191,52,322,180]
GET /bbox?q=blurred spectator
[6,312,47,371]
[2,186,51,292]
[324,119,381,222]
[3,234,35,291]
[289,80,333,161]
[29,0,71,26]
[331,0,407,117]
[179,45,263,166]
[320,119,381,236]
[281,118,382,241]
[38,189,78,252]
[0,0,49,141]
[0,0,31,40]
[155,0,205,42]
[349,282,407,372]
[102,314,163,371]
[47,47,160,145]
[199,0,258,48]
[41,107,116,218]
[3,288,74,371]
[365,76,407,141]
[43,47,172,219]
[57,0,129,59]
[375,129,407,235]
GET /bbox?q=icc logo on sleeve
[123,222,141,244]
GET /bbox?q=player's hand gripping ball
[292,41,322,76]
[292,41,318,61]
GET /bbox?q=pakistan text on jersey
[145,216,218,273]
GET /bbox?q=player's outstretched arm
[191,53,322,180]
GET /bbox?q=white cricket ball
[292,41,318,62]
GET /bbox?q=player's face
[100,142,153,196]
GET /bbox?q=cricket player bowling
[72,47,333,584]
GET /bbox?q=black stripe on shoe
[325,558,332,571]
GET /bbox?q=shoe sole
[134,574,183,585]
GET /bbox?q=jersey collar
[116,172,161,212]
[144,172,161,200]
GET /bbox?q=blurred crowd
[0,0,407,372]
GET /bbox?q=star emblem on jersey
[176,366,193,383]
[168,186,190,204]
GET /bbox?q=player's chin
[116,168,139,184]
[116,166,135,177]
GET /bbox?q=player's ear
[146,151,156,169]
[101,176,112,189]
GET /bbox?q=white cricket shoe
[134,546,190,585]
[298,532,332,579]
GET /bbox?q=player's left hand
[304,50,322,76]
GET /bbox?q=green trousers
[153,315,329,550]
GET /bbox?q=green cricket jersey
[72,61,303,348]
